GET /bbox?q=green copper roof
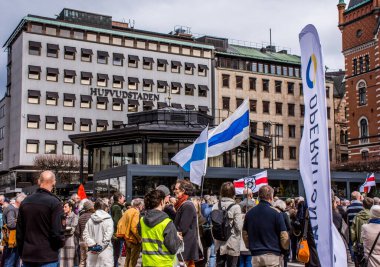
[4,16,214,50]
[218,44,301,65]
[339,0,345,4]
[346,0,371,12]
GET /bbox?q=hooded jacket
[138,209,181,255]
[351,209,371,251]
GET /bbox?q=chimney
[337,0,346,29]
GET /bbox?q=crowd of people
[0,170,378,267]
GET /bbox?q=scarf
[369,218,380,224]
[175,194,189,211]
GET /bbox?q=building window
[26,140,39,153]
[236,76,243,89]
[222,97,230,110]
[28,41,41,56]
[0,148,3,162]
[157,81,168,93]
[198,85,208,97]
[359,118,369,143]
[80,72,92,85]
[289,146,297,159]
[97,73,108,87]
[157,59,168,71]
[80,119,92,132]
[45,116,58,130]
[275,81,282,93]
[249,100,257,112]
[128,100,139,112]
[198,64,208,76]
[64,46,76,60]
[28,65,41,80]
[276,65,282,75]
[143,57,154,70]
[113,75,124,89]
[263,101,270,113]
[80,95,92,109]
[113,53,124,66]
[81,48,93,62]
[113,121,124,129]
[300,104,305,117]
[264,146,271,158]
[326,87,330,98]
[288,125,296,138]
[46,92,58,106]
[359,57,363,73]
[45,141,57,154]
[353,58,357,75]
[263,122,271,136]
[250,121,257,134]
[63,142,74,155]
[63,93,76,107]
[236,98,244,109]
[358,81,367,106]
[327,107,331,120]
[275,124,283,137]
[262,79,269,92]
[287,82,294,94]
[289,67,294,77]
[46,68,59,82]
[288,103,295,116]
[128,55,139,68]
[258,63,263,73]
[128,77,139,90]
[96,120,108,132]
[171,61,182,73]
[64,70,76,83]
[0,127,4,140]
[277,146,284,159]
[97,51,109,64]
[222,74,230,87]
[171,82,182,95]
[283,66,288,76]
[143,79,154,92]
[365,55,370,71]
[185,63,195,75]
[63,117,75,131]
[143,101,154,111]
[112,98,124,111]
[361,150,369,160]
[252,62,257,72]
[185,84,195,96]
[27,90,41,104]
[328,128,332,141]
[0,106,4,119]
[300,83,303,95]
[27,115,40,129]
[96,97,108,110]
[275,102,282,115]
[249,77,256,90]
[295,68,300,77]
[47,43,59,58]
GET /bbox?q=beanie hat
[83,200,94,211]
[156,185,170,197]
[370,205,380,219]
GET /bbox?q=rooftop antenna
[270,28,272,47]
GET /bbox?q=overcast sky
[0,0,345,97]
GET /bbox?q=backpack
[210,201,235,241]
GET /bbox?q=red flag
[77,184,87,200]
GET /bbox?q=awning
[64,70,76,76]
[113,75,125,82]
[28,90,40,97]
[64,93,76,100]
[157,80,168,87]
[64,46,77,53]
[185,62,196,68]
[157,102,168,109]
[185,104,195,110]
[113,121,124,127]
[46,68,59,74]
[28,65,41,72]
[198,85,209,91]
[27,139,39,144]
[185,83,196,90]
[97,120,109,126]
[81,48,93,55]
[171,61,182,67]
[81,72,93,78]
[143,79,154,86]
[199,106,209,112]
[171,103,182,109]
[113,98,124,104]
[97,51,109,57]
[143,57,155,63]
[171,82,182,88]
[46,91,59,98]
[63,117,76,123]
[45,140,58,145]
[128,55,140,61]
[143,101,154,107]
[81,95,93,102]
[27,114,40,122]
[47,43,59,50]
[113,53,125,59]
[128,77,140,83]
[198,64,209,70]
[97,96,109,103]
[128,99,139,106]
[46,116,58,123]
[29,41,41,48]
[97,73,109,80]
[63,141,74,146]
[80,119,92,125]
[157,59,168,65]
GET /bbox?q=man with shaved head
[16,171,65,267]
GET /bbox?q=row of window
[353,55,370,76]
[26,140,74,155]
[262,145,333,161]
[28,41,208,76]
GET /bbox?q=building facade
[338,0,380,162]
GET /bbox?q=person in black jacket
[16,170,65,267]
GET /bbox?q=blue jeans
[112,238,123,267]
[22,261,59,267]
[208,243,216,267]
[3,246,20,267]
[239,255,252,267]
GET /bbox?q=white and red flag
[234,170,268,195]
[360,173,376,193]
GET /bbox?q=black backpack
[210,201,235,241]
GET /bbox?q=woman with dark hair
[60,200,79,267]
[174,180,200,267]
[212,182,242,267]
[83,199,114,267]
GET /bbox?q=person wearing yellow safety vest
[138,189,182,267]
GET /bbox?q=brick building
[338,0,380,162]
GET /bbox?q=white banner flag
[299,25,347,267]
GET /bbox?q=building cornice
[342,40,376,56]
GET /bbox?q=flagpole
[245,118,251,210]
[200,175,205,198]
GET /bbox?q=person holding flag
[360,173,376,194]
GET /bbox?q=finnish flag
[171,126,209,186]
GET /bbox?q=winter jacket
[83,210,114,267]
[118,207,141,244]
[361,222,380,267]
[111,203,124,234]
[75,211,93,240]
[212,197,243,257]
[3,204,18,229]
[16,188,65,263]
[351,209,371,251]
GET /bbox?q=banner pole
[200,175,205,198]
